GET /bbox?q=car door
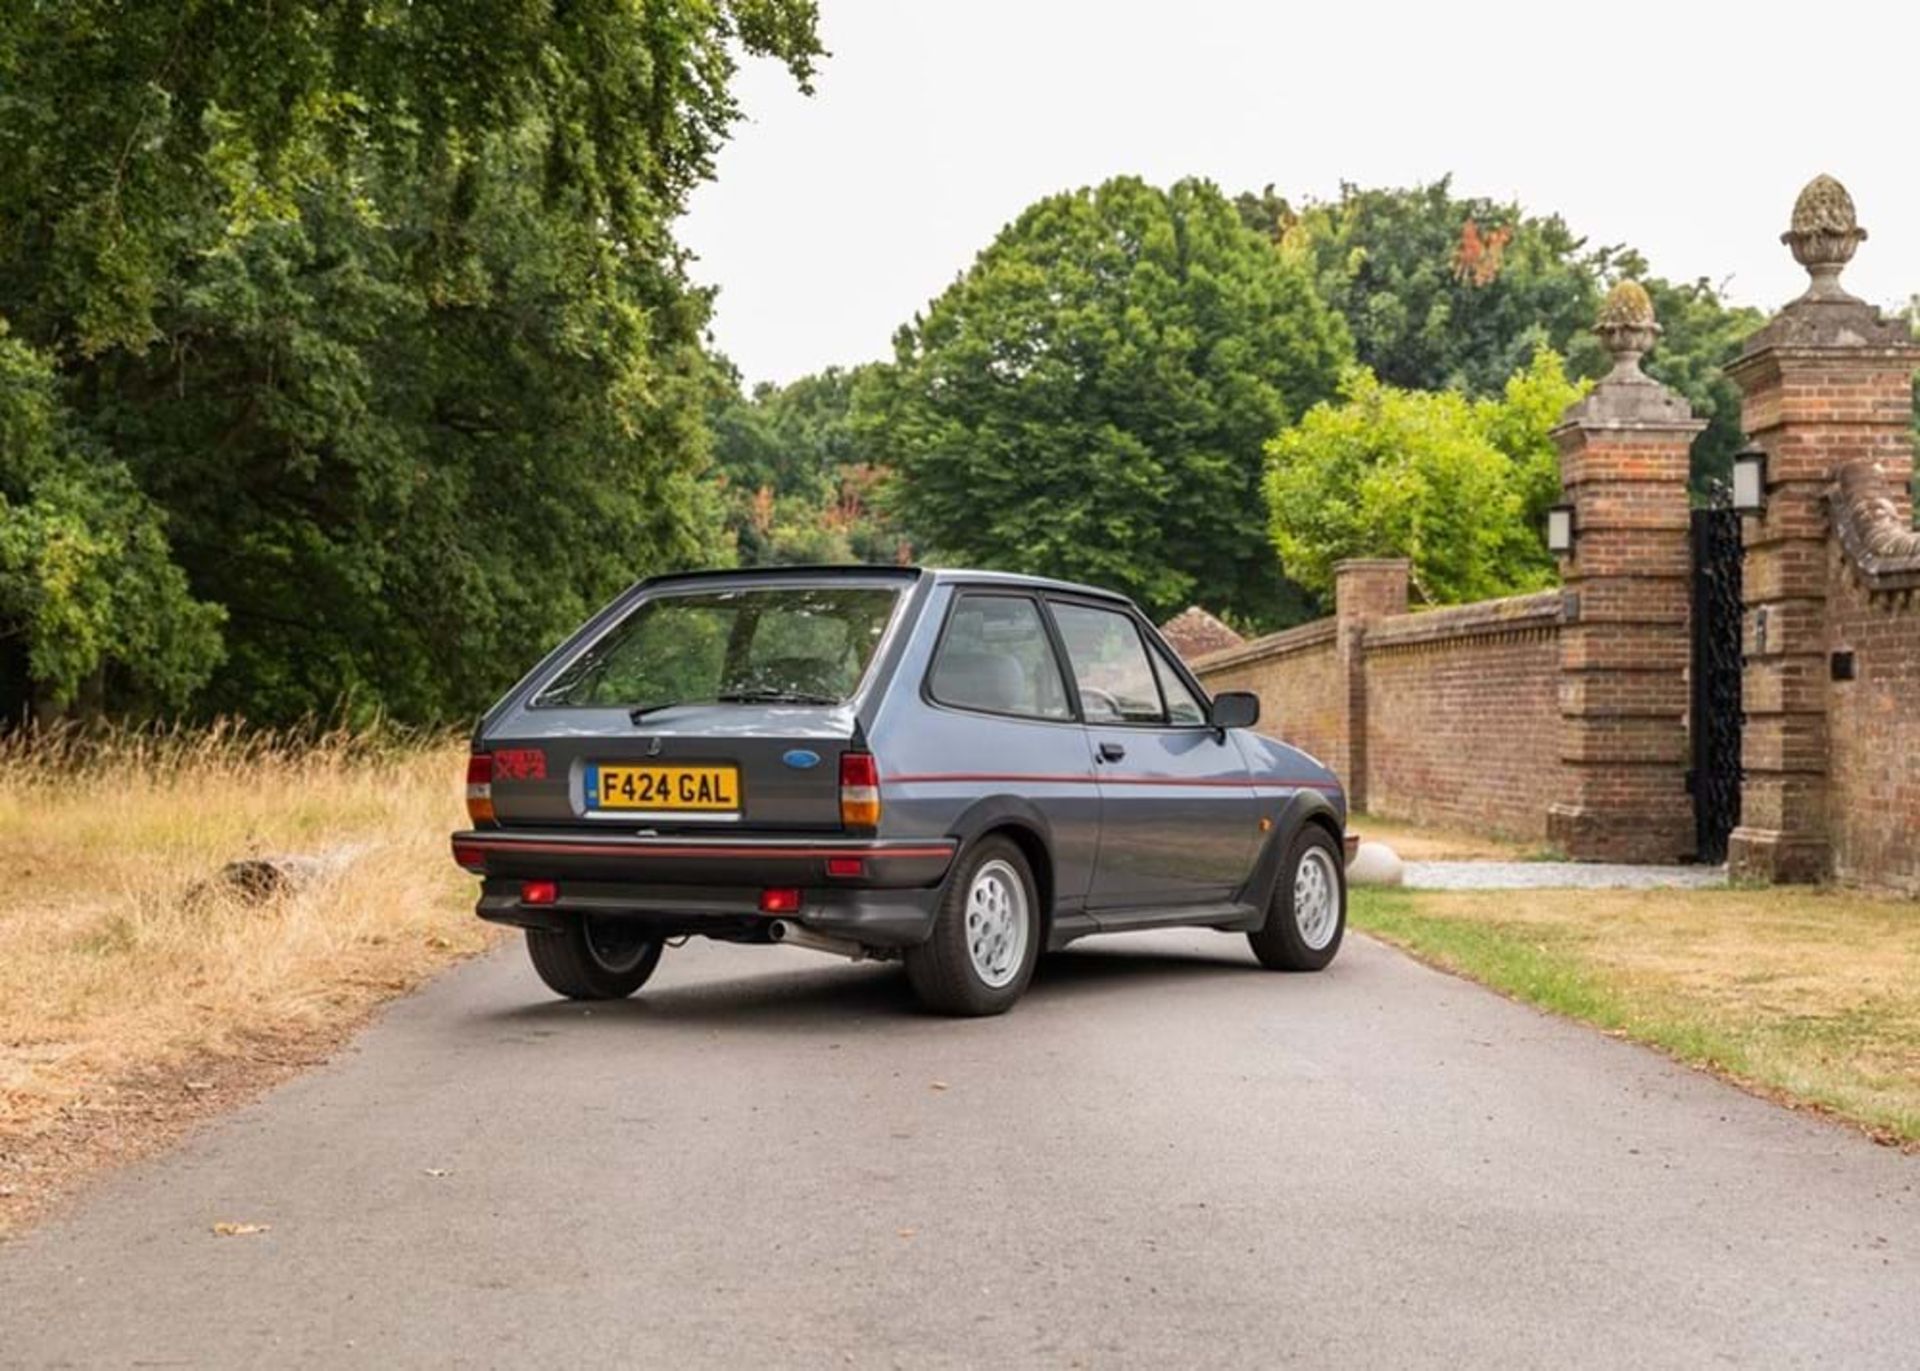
[1046,598,1258,912]
[878,588,1103,911]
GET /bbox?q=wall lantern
[1732,445,1769,513]
[1545,503,1576,555]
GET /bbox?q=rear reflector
[758,887,803,914]
[839,751,881,829]
[825,856,865,878]
[520,880,558,906]
[466,753,495,826]
[451,840,486,871]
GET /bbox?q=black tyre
[1247,826,1346,971]
[905,836,1041,1017]
[525,917,664,1000]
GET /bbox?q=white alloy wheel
[1293,846,1341,951]
[965,858,1030,989]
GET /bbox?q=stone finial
[1595,280,1660,381]
[1556,278,1699,429]
[1783,174,1867,302]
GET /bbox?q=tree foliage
[709,363,910,566]
[0,1,820,723]
[1248,179,1595,398]
[1245,180,1763,494]
[1265,349,1587,604]
[0,319,223,712]
[872,177,1352,626]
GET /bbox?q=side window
[1149,641,1207,726]
[1050,602,1166,725]
[928,594,1072,720]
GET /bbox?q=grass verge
[1352,884,1920,1146]
[0,725,497,1235]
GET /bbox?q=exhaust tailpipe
[766,919,870,962]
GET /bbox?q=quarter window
[1049,602,1166,725]
[1149,642,1207,726]
[928,594,1072,720]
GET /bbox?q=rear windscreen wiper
[629,700,699,723]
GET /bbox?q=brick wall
[1821,464,1920,893]
[1824,562,1920,891]
[1193,620,1342,774]
[1360,594,1563,840]
[1193,587,1562,842]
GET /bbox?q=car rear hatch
[480,702,859,834]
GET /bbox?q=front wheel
[525,917,664,1000]
[905,837,1041,1016]
[1247,827,1346,971]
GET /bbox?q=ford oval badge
[782,748,822,771]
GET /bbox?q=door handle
[1097,742,1127,763]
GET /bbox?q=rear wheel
[525,917,664,1000]
[1247,827,1346,971]
[905,837,1040,1017]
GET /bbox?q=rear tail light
[466,753,496,826]
[839,751,880,829]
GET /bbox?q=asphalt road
[2,930,1914,1369]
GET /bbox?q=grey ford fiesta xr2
[452,565,1352,1016]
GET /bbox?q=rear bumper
[452,830,955,886]
[451,830,956,948]
[475,881,943,947]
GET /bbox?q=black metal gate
[1689,504,1744,864]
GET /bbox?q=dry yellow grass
[0,726,497,1232]
[1346,811,1536,862]
[1354,884,1920,1144]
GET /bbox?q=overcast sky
[680,1,1920,387]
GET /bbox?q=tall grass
[0,723,495,1146]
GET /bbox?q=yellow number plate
[594,764,740,812]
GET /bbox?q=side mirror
[1208,690,1259,731]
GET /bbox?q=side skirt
[1047,902,1262,951]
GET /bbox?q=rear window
[531,585,901,710]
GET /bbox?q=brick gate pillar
[1332,558,1409,811]
[1547,283,1703,862]
[1725,175,1920,883]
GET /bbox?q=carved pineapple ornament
[1784,174,1867,301]
[1595,280,1659,380]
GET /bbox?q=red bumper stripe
[455,838,955,862]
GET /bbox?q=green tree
[0,319,223,715]
[1265,349,1588,604]
[710,363,911,567]
[872,176,1352,626]
[0,1,821,723]
[1274,179,1597,397]
[1266,180,1764,494]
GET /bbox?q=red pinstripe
[883,772,1340,792]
